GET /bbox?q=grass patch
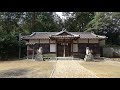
[0,69,31,78]
[0,60,56,78]
[79,60,120,78]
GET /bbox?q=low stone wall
[103,47,120,58]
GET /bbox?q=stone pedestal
[84,54,93,61]
[35,54,43,61]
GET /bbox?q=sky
[56,12,67,22]
[56,12,73,21]
[56,12,63,19]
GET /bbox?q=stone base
[35,54,43,61]
[84,54,93,61]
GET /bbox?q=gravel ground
[50,60,98,78]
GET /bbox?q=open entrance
[57,43,71,57]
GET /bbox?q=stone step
[56,57,73,60]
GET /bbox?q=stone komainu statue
[35,47,43,61]
[84,47,93,61]
[86,47,89,55]
[86,47,92,55]
[38,47,43,54]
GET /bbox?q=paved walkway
[50,60,98,78]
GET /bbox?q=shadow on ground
[0,69,31,78]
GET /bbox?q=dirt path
[50,60,98,78]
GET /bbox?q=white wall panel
[73,44,78,52]
[50,44,56,52]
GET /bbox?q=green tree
[86,12,120,45]
[63,12,95,32]
[21,12,62,33]
[0,12,26,60]
[0,12,63,60]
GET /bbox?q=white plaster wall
[78,39,88,43]
[89,39,98,43]
[50,44,56,52]
[29,39,39,43]
[73,44,78,52]
[99,40,105,46]
[50,40,56,43]
[40,39,49,43]
[78,39,99,43]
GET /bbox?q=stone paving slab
[50,60,98,78]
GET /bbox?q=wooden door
[65,43,71,56]
[57,43,64,57]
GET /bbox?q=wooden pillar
[63,39,66,57]
[39,39,40,47]
[27,45,28,59]
[88,39,89,47]
[32,45,34,60]
[63,43,65,57]
[72,40,73,57]
[49,39,50,53]
[56,39,57,57]
[77,39,79,57]
[55,39,57,60]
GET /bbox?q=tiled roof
[22,31,106,40]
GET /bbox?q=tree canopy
[0,12,62,60]
[63,12,95,32]
[86,12,120,45]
